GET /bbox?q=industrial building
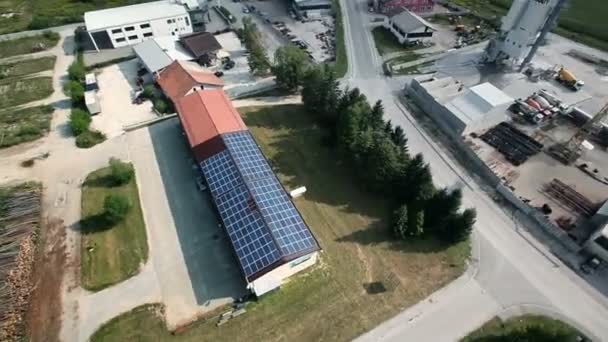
[84,0,193,50]
[174,88,320,295]
[483,0,564,65]
[408,75,513,138]
[384,10,435,44]
[585,202,608,261]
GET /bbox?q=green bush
[142,85,155,99]
[76,130,106,149]
[109,158,134,186]
[67,80,85,105]
[103,194,131,224]
[68,60,85,82]
[69,108,91,136]
[153,99,168,114]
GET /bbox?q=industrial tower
[483,0,568,66]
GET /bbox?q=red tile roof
[157,60,224,102]
[175,89,247,151]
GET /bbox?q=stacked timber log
[0,184,41,342]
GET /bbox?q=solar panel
[222,132,274,181]
[197,130,319,281]
[249,178,318,255]
[201,150,242,197]
[216,184,282,277]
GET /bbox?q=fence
[406,79,582,253]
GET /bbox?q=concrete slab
[92,59,157,138]
[127,119,246,329]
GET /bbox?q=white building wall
[249,251,318,295]
[103,14,193,48]
[384,19,432,44]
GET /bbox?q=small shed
[179,32,222,66]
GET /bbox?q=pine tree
[391,125,408,151]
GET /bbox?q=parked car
[581,257,602,274]
[223,60,236,70]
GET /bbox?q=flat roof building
[84,0,193,50]
[175,89,320,295]
[409,75,513,137]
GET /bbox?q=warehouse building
[408,74,513,138]
[585,201,608,261]
[84,0,193,50]
[384,9,435,44]
[175,89,320,295]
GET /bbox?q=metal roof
[446,83,513,125]
[133,39,173,73]
[390,9,436,32]
[84,0,188,32]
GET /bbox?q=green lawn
[0,32,60,58]
[372,26,410,56]
[0,76,53,110]
[90,105,469,342]
[0,0,154,34]
[0,56,56,79]
[80,165,148,291]
[462,315,588,341]
[0,105,53,148]
[450,0,608,52]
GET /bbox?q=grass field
[451,0,608,52]
[90,105,469,341]
[0,76,53,110]
[0,56,56,79]
[80,165,148,291]
[462,315,587,341]
[372,27,417,56]
[0,32,60,58]
[0,105,53,148]
[0,0,153,34]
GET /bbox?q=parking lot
[92,59,157,138]
[127,118,246,328]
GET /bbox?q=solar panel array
[202,150,243,197]
[249,178,318,255]
[215,184,282,276]
[199,131,319,280]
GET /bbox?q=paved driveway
[128,118,246,329]
[93,59,156,138]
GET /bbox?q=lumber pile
[0,184,41,342]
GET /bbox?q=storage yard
[412,29,608,246]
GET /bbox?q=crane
[548,102,608,164]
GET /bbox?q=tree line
[296,65,476,244]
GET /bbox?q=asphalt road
[339,0,608,340]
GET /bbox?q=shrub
[69,109,91,136]
[67,80,85,105]
[153,99,169,114]
[109,158,134,186]
[142,85,155,99]
[68,60,85,82]
[103,194,131,223]
[75,130,106,148]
